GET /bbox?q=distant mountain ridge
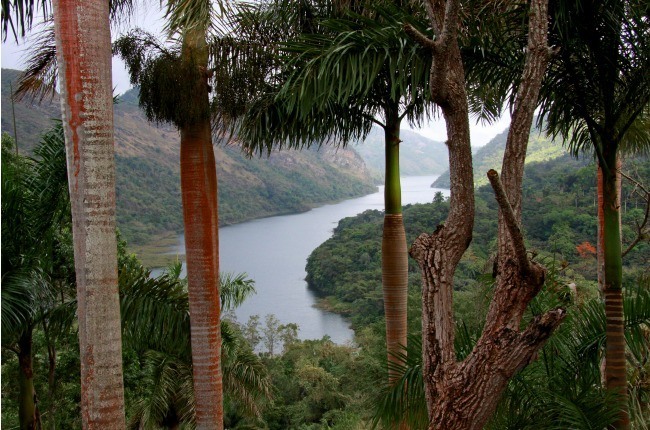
[1,69,375,247]
[353,126,448,177]
[431,123,567,188]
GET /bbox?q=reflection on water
[155,176,447,344]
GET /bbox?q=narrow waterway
[161,176,449,343]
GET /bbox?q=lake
[159,175,448,344]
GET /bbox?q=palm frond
[222,336,273,418]
[539,0,650,159]
[220,272,256,312]
[0,267,42,340]
[235,2,435,154]
[1,0,49,42]
[119,261,191,357]
[372,334,427,429]
[13,21,57,102]
[127,349,196,430]
[164,0,217,37]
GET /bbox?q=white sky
[1,5,511,147]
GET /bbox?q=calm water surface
[162,176,448,344]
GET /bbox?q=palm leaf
[233,1,435,154]
[220,272,256,312]
[1,0,49,41]
[371,334,427,429]
[13,22,57,102]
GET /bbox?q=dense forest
[307,154,649,329]
[2,0,649,429]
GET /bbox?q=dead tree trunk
[406,1,565,428]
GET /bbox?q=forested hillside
[1,69,376,248]
[352,126,449,177]
[432,123,566,187]
[307,154,649,328]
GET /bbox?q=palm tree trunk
[382,107,408,384]
[600,149,629,430]
[18,330,40,430]
[180,27,224,430]
[52,1,126,428]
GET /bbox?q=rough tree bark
[406,0,565,428]
[180,27,224,430]
[52,0,126,427]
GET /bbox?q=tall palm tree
[50,1,126,426]
[114,1,225,426]
[2,1,130,426]
[537,3,650,427]
[235,0,434,385]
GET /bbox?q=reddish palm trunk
[180,29,224,429]
[180,122,223,429]
[52,1,125,427]
[382,107,408,383]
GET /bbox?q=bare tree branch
[487,169,531,274]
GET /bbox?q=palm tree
[114,1,226,425]
[235,0,434,385]
[1,127,76,430]
[2,1,129,425]
[536,3,650,427]
[118,262,271,429]
[50,1,127,426]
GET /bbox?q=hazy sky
[1,4,510,147]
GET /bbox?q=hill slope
[353,126,448,177]
[1,69,375,248]
[432,124,566,188]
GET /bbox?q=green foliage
[238,0,435,155]
[113,31,211,128]
[433,123,567,188]
[260,337,376,429]
[307,154,649,330]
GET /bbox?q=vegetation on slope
[307,154,649,329]
[432,124,566,188]
[1,71,376,251]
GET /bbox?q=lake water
[159,175,448,344]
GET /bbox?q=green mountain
[1,69,375,252]
[432,124,567,188]
[353,126,448,177]
[1,69,61,153]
